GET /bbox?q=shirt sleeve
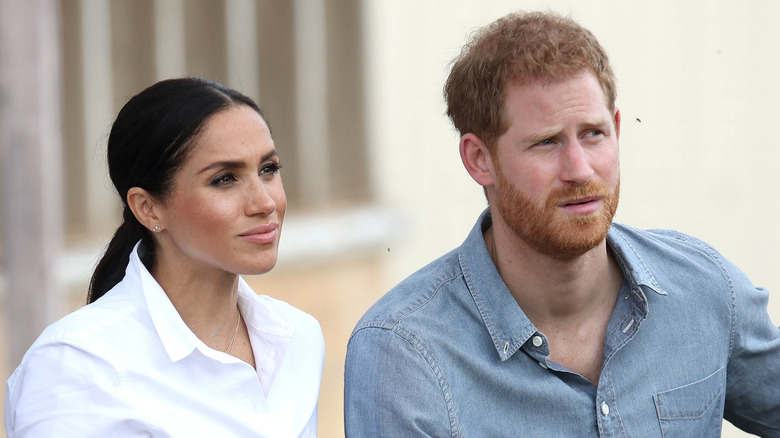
[344,325,454,437]
[5,341,149,437]
[723,260,780,435]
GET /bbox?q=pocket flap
[653,367,724,420]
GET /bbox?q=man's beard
[493,166,620,261]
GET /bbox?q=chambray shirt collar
[458,210,538,362]
[606,225,669,297]
[458,209,668,363]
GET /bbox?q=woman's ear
[127,187,164,233]
[460,133,496,187]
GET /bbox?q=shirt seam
[459,252,502,356]
[353,271,464,333]
[608,226,663,294]
[39,337,126,387]
[349,272,464,436]
[663,231,737,359]
[349,324,460,437]
[395,324,460,437]
[604,374,628,438]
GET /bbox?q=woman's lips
[239,223,278,245]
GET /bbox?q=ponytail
[87,207,153,304]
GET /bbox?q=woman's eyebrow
[197,150,278,174]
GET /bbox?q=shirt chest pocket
[652,367,725,437]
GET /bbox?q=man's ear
[613,107,621,139]
[460,133,496,188]
[127,187,164,232]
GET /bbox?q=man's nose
[559,142,594,185]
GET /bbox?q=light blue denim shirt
[345,210,780,437]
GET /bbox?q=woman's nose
[245,179,277,215]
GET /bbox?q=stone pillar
[0,0,65,368]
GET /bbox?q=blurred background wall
[1,0,778,437]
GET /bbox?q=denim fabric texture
[344,209,780,437]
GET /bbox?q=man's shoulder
[355,247,465,330]
[609,222,720,259]
[609,222,742,292]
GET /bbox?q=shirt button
[601,402,610,416]
[532,335,543,347]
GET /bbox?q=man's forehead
[503,69,614,111]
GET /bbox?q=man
[344,11,780,437]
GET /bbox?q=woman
[5,78,324,437]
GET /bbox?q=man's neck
[484,221,624,385]
[485,224,621,318]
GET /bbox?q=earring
[152,225,162,232]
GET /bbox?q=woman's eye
[260,161,282,176]
[210,173,238,186]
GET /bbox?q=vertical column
[183,0,227,80]
[110,0,156,97]
[225,0,260,99]
[79,0,117,232]
[325,0,369,203]
[256,0,299,201]
[153,0,186,80]
[293,0,330,206]
[0,0,64,366]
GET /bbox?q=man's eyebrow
[525,128,560,145]
[197,150,278,174]
[581,118,610,129]
[525,119,611,144]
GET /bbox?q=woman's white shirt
[5,243,325,437]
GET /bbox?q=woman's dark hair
[87,77,265,304]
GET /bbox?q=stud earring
[152,226,162,232]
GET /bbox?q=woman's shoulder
[26,282,149,359]
[4,286,151,436]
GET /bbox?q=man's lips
[239,223,279,244]
[558,196,602,214]
[560,195,601,207]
